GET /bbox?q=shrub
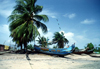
[27,44,34,50]
[87,43,94,50]
[75,47,79,50]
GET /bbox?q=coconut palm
[36,36,49,47]
[8,0,49,53]
[52,32,69,48]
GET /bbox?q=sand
[0,53,100,69]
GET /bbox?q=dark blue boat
[34,44,75,57]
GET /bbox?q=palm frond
[9,12,31,32]
[34,20,48,33]
[16,0,27,6]
[32,24,40,39]
[12,4,28,14]
[11,21,27,38]
[34,5,43,14]
[9,19,25,31]
[33,15,49,22]
[8,14,21,22]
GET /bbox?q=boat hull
[73,49,94,54]
[34,45,75,56]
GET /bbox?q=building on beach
[0,44,10,51]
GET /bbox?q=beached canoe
[34,44,75,57]
[90,54,100,57]
[73,48,94,54]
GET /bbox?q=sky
[0,0,100,49]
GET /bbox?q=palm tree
[8,0,49,53]
[52,32,69,48]
[36,36,48,47]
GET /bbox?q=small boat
[90,54,100,58]
[34,44,75,57]
[73,48,94,54]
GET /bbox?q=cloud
[0,0,15,18]
[75,34,100,48]
[51,16,56,18]
[0,24,10,34]
[76,35,100,44]
[64,32,76,44]
[81,19,95,24]
[68,13,76,19]
[0,1,57,19]
[39,10,57,18]
[0,10,12,18]
[0,24,15,46]
[37,28,53,41]
[63,14,68,17]
[63,13,76,19]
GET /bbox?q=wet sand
[0,53,100,69]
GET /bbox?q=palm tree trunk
[21,43,22,50]
[24,42,27,54]
[24,42,30,60]
[24,45,25,53]
[24,42,27,53]
[59,41,64,48]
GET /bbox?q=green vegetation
[27,44,34,50]
[52,32,69,48]
[93,44,100,54]
[8,0,49,52]
[36,32,69,48]
[99,44,100,46]
[53,45,58,48]
[36,36,49,47]
[75,47,79,50]
[87,43,94,50]
[94,48,100,54]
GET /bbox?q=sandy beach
[0,53,100,69]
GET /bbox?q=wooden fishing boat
[73,48,94,54]
[90,54,100,57]
[34,44,75,57]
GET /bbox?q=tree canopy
[8,0,49,51]
[36,36,49,47]
[87,43,94,50]
[53,32,69,48]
